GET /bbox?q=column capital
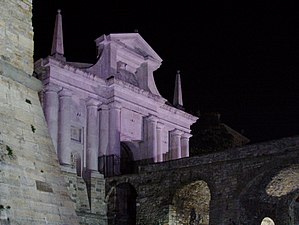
[44,84,61,93]
[182,132,192,139]
[170,129,183,137]
[109,101,122,110]
[58,88,72,97]
[147,114,158,123]
[86,98,101,108]
[156,122,164,130]
[99,103,109,110]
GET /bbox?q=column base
[90,170,104,179]
[60,164,76,174]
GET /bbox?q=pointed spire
[173,70,184,110]
[51,9,65,61]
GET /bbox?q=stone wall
[62,170,107,225]
[0,1,80,224]
[0,0,33,75]
[0,75,79,224]
[106,136,299,225]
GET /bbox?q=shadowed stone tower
[0,2,79,224]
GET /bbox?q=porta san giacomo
[0,1,298,225]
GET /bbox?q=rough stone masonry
[0,0,79,224]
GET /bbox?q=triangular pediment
[90,33,163,95]
[96,33,162,64]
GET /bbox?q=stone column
[109,101,121,156]
[58,89,72,165]
[43,85,60,153]
[99,104,109,156]
[181,133,192,158]
[86,99,100,171]
[108,101,121,175]
[147,115,158,162]
[170,129,183,160]
[156,122,164,162]
[98,104,109,174]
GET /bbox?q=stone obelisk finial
[173,70,184,110]
[51,9,65,61]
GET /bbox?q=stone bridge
[106,136,299,225]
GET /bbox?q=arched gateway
[107,183,137,225]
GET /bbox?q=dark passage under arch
[120,142,135,175]
[108,183,137,225]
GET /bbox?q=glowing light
[261,217,275,225]
[266,165,299,197]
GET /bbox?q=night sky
[32,1,299,144]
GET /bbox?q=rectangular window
[71,126,82,143]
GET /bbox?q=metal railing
[99,154,121,177]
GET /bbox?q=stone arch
[107,182,137,225]
[170,180,211,225]
[240,164,299,225]
[290,195,299,224]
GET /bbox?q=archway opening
[289,195,299,225]
[261,217,275,225]
[108,183,137,225]
[265,164,299,224]
[240,164,299,224]
[71,152,81,176]
[120,142,135,175]
[171,180,211,225]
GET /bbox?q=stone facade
[35,11,197,170]
[34,10,197,224]
[2,3,298,225]
[0,1,79,224]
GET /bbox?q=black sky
[32,1,299,144]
